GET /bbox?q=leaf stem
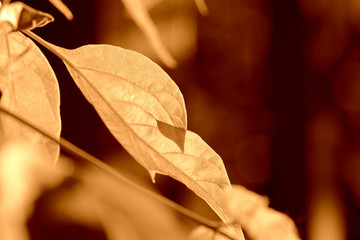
[0,105,234,239]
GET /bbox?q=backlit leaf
[120,0,177,68]
[0,32,61,164]
[222,185,301,240]
[39,42,242,238]
[0,2,54,36]
[53,43,187,150]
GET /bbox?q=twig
[0,105,234,239]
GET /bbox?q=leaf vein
[78,66,184,127]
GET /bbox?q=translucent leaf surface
[0,2,54,36]
[222,185,301,240]
[0,32,61,163]
[54,43,187,149]
[41,42,242,237]
[120,0,177,68]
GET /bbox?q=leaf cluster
[0,1,301,240]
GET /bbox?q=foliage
[0,1,300,240]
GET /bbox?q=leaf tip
[164,56,178,69]
[48,0,73,21]
[149,170,157,183]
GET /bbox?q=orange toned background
[22,0,360,239]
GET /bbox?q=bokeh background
[18,0,360,239]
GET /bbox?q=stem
[0,105,234,239]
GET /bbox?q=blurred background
[15,0,360,239]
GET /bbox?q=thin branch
[0,105,235,239]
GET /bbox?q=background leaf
[48,0,73,20]
[194,0,209,16]
[120,0,177,68]
[222,185,301,240]
[0,32,61,164]
[44,42,242,238]
[44,157,190,240]
[0,139,72,240]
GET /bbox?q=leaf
[120,0,177,68]
[0,2,54,36]
[52,43,187,150]
[194,0,209,16]
[0,139,72,240]
[0,32,61,164]
[48,0,73,20]
[157,120,186,152]
[51,160,190,240]
[222,185,301,240]
[33,40,243,238]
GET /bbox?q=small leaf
[223,185,301,240]
[194,0,209,16]
[0,32,61,164]
[0,2,54,36]
[120,0,177,68]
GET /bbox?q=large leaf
[39,42,242,238]
[0,32,61,163]
[120,0,177,68]
[53,43,187,153]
